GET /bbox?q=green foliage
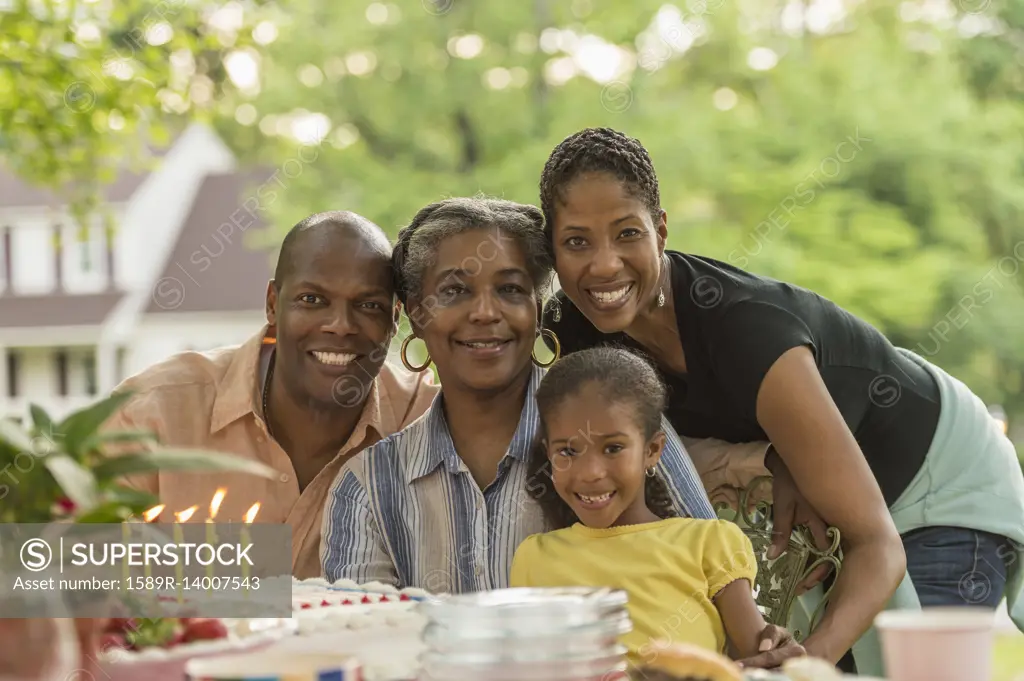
[215,0,1024,442]
[0,393,278,523]
[0,0,269,225]
[3,0,1024,452]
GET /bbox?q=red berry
[300,603,312,609]
[399,594,410,601]
[342,599,353,605]
[320,599,330,607]
[361,596,372,604]
[182,619,228,642]
[380,596,389,602]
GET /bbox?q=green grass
[995,633,1024,681]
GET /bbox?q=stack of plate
[416,587,632,681]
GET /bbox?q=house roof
[0,131,183,209]
[143,170,276,314]
[0,291,124,328]
[0,168,150,209]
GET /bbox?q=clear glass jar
[416,587,632,681]
[417,587,628,633]
[422,611,631,657]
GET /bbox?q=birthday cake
[99,576,435,681]
[289,577,430,633]
[283,577,431,679]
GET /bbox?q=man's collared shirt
[320,365,717,593]
[104,327,438,578]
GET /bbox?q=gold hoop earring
[400,335,432,372]
[532,329,561,368]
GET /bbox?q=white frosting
[102,577,434,681]
[286,578,429,680]
[102,619,296,665]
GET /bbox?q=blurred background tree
[3,0,1022,455]
[0,0,267,226]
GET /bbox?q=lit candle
[143,505,166,522]
[174,505,198,604]
[241,502,260,596]
[141,505,165,582]
[206,488,226,593]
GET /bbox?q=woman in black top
[538,128,1022,667]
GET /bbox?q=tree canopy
[4,0,1024,450]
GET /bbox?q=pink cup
[875,607,996,681]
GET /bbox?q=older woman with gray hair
[319,196,719,593]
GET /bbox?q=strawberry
[182,618,228,642]
[165,630,187,648]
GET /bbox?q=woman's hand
[765,446,833,594]
[736,624,806,669]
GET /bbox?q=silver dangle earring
[551,299,562,322]
[656,287,666,308]
[646,467,656,477]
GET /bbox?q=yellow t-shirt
[509,517,757,667]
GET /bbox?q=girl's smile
[544,388,665,529]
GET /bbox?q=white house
[0,124,276,424]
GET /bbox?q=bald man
[105,212,438,577]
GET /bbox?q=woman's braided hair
[538,127,662,248]
[391,196,553,307]
[526,346,680,530]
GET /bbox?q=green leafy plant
[0,392,278,524]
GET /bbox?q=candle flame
[243,502,261,524]
[142,504,166,522]
[175,505,198,522]
[209,487,227,519]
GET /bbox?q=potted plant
[0,391,277,523]
[0,392,279,681]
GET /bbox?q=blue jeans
[835,525,1013,675]
[901,525,1013,608]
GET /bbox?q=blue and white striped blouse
[320,364,715,593]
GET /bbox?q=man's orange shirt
[103,327,438,578]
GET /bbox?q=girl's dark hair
[392,196,553,307]
[527,346,679,530]
[538,127,662,247]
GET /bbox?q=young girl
[510,346,805,672]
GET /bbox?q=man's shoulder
[110,344,249,431]
[376,359,439,431]
[114,345,242,398]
